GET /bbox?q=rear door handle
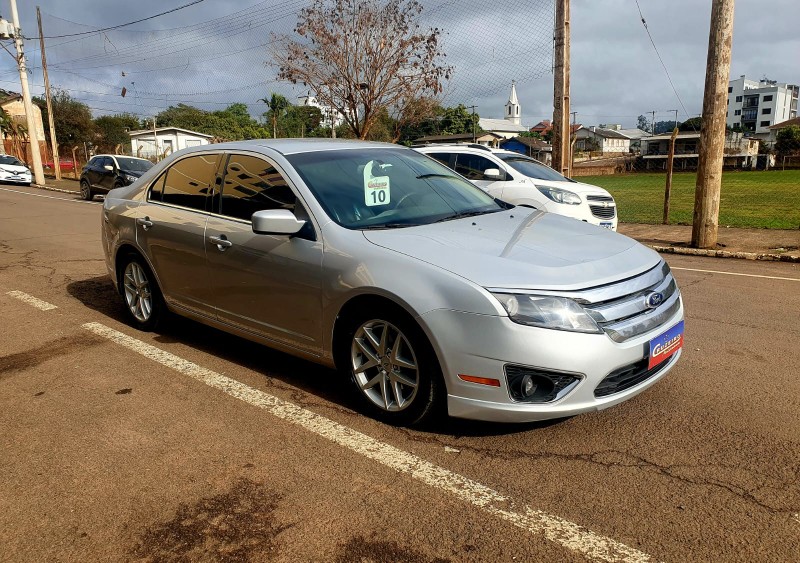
[136,216,153,230]
[208,235,232,251]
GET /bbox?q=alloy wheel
[351,320,419,412]
[123,261,153,323]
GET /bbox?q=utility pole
[650,110,657,134]
[36,6,59,180]
[9,0,44,186]
[552,0,570,176]
[152,117,158,161]
[467,105,478,142]
[692,0,735,249]
[668,109,679,131]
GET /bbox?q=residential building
[766,116,800,147]
[297,91,344,128]
[727,75,798,135]
[413,132,503,147]
[129,127,213,159]
[574,126,631,154]
[499,136,551,165]
[616,128,652,152]
[0,89,46,161]
[641,131,759,170]
[528,119,581,137]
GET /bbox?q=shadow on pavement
[66,275,569,437]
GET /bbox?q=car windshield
[0,155,24,166]
[115,157,153,173]
[286,147,503,229]
[497,154,575,182]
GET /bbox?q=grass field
[578,169,800,229]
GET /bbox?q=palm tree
[259,93,290,138]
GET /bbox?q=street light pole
[9,0,45,186]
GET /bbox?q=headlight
[124,174,138,183]
[491,292,601,333]
[536,186,582,205]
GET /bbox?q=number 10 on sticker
[365,176,390,206]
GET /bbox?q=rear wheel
[120,254,164,330]
[80,180,93,201]
[344,310,442,426]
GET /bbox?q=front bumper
[420,301,683,422]
[544,201,618,231]
[0,173,32,184]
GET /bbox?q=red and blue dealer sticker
[648,320,684,370]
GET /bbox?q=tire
[119,253,164,331]
[80,179,93,201]
[342,308,443,426]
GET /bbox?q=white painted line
[83,321,655,563]
[0,186,100,205]
[6,290,58,311]
[672,266,800,282]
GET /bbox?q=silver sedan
[101,139,684,425]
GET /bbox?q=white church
[478,81,530,139]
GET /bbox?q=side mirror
[483,168,503,180]
[103,164,114,171]
[252,209,305,236]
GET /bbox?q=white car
[415,144,618,230]
[0,154,32,186]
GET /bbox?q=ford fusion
[101,139,684,425]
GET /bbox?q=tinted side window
[100,157,113,169]
[427,152,453,167]
[454,154,497,180]
[161,154,218,211]
[149,173,166,202]
[219,154,295,221]
[88,156,100,168]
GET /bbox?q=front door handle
[208,235,232,251]
[136,216,153,230]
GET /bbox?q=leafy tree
[679,116,703,132]
[260,93,290,138]
[155,103,269,141]
[272,0,451,139]
[637,114,649,131]
[34,89,95,150]
[775,125,800,155]
[94,114,142,153]
[654,120,677,134]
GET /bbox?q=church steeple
[505,81,521,125]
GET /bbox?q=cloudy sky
[1,0,797,129]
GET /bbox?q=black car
[80,155,153,200]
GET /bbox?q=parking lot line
[672,267,800,282]
[0,186,100,205]
[82,321,655,563]
[6,290,58,311]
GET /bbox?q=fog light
[521,374,537,397]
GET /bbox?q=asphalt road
[1,185,798,563]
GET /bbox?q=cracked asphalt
[1,185,799,562]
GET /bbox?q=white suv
[415,144,618,230]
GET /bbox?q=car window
[426,152,452,167]
[0,155,23,166]
[100,157,113,169]
[285,147,501,229]
[454,153,498,180]
[497,154,574,182]
[160,154,219,212]
[87,156,100,168]
[116,157,153,173]
[217,154,296,221]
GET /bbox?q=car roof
[414,143,521,156]
[209,138,402,156]
[93,154,150,161]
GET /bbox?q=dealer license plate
[599,222,614,229]
[648,320,684,369]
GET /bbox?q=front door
[453,153,505,196]
[205,153,324,356]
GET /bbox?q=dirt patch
[334,535,452,563]
[0,333,106,377]
[131,478,288,562]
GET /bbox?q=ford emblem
[645,292,664,309]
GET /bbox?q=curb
[650,245,800,263]
[32,183,80,196]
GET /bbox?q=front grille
[594,355,674,398]
[586,195,616,219]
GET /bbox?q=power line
[29,0,207,40]
[634,0,695,129]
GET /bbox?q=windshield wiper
[432,209,500,223]
[358,222,424,230]
[416,173,455,179]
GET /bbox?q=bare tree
[271,0,451,140]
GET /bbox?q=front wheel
[120,254,164,331]
[346,312,442,426]
[80,180,93,201]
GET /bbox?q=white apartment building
[727,75,798,135]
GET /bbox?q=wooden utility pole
[9,0,45,186]
[152,117,159,161]
[37,6,60,180]
[663,127,679,224]
[552,0,570,177]
[692,0,735,249]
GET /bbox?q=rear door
[205,153,324,355]
[135,152,220,318]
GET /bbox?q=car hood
[362,209,660,291]
[121,169,145,178]
[523,178,611,197]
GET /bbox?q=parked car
[80,154,153,200]
[101,140,683,425]
[414,144,619,230]
[0,154,32,185]
[44,157,76,171]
